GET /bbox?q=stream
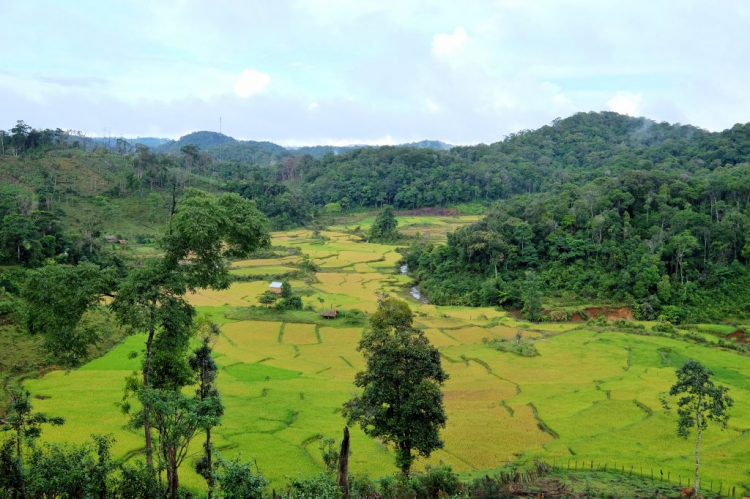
[400,264,427,303]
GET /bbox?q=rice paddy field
[22,215,750,493]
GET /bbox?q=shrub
[117,461,170,499]
[652,321,676,334]
[318,438,339,474]
[548,310,570,322]
[287,473,341,499]
[217,456,268,499]
[258,291,279,305]
[408,464,462,498]
[483,338,538,357]
[349,474,380,499]
[275,296,303,311]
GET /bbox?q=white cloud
[607,92,643,116]
[308,102,319,112]
[432,27,468,57]
[425,98,440,113]
[234,69,271,98]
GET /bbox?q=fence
[549,458,746,497]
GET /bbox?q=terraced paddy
[22,216,750,493]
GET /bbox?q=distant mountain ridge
[122,131,453,160]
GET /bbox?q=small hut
[269,282,283,294]
[320,309,339,319]
[105,235,117,243]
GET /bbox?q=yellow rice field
[22,216,750,493]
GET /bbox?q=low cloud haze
[2,1,749,144]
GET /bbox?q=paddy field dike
[24,215,750,492]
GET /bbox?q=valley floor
[22,217,750,495]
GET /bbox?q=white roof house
[269,282,283,293]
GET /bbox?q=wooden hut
[320,309,339,319]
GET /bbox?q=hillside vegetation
[2,114,750,497]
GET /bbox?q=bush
[408,464,462,498]
[318,438,339,474]
[217,456,268,499]
[483,338,538,357]
[258,291,279,305]
[339,308,367,325]
[275,296,303,311]
[548,310,570,322]
[117,461,170,499]
[287,473,341,499]
[349,474,380,499]
[587,316,608,327]
[467,475,509,499]
[652,321,676,334]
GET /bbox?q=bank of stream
[400,264,428,303]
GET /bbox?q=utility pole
[219,117,222,135]
[0,131,4,156]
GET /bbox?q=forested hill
[404,113,750,323]
[3,111,750,232]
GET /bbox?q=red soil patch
[586,307,635,321]
[395,207,458,216]
[726,330,747,343]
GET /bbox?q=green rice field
[23,216,750,493]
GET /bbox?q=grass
[18,217,750,495]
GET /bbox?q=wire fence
[548,458,746,497]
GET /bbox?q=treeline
[405,160,750,322]
[6,112,750,234]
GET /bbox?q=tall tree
[111,189,269,469]
[521,271,543,322]
[343,298,448,475]
[369,205,399,243]
[189,321,223,499]
[667,360,733,496]
[1,214,37,264]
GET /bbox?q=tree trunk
[206,428,213,499]
[398,441,412,477]
[143,319,155,469]
[168,449,179,499]
[694,408,702,496]
[337,427,350,499]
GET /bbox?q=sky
[2,0,750,146]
